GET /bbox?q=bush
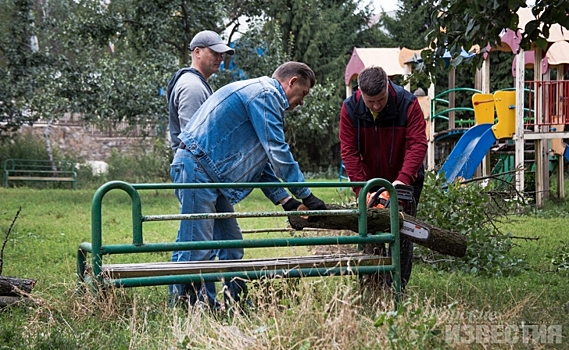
[0,134,173,188]
[106,138,171,183]
[0,134,79,189]
[0,134,62,165]
[416,172,527,277]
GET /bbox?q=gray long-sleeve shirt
[167,68,212,152]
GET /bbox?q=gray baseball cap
[189,30,234,55]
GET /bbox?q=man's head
[357,66,389,114]
[272,62,316,111]
[189,30,234,79]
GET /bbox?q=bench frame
[77,179,403,305]
[3,158,77,188]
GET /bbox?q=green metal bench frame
[3,158,77,188]
[76,178,403,306]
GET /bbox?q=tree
[209,18,288,89]
[285,81,340,172]
[265,0,381,84]
[0,0,44,138]
[257,0,385,170]
[375,0,433,50]
[422,0,569,86]
[112,0,269,67]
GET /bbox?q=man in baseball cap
[168,30,235,153]
[189,30,235,54]
[166,30,235,307]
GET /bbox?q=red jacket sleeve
[396,98,428,185]
[339,102,366,196]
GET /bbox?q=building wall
[18,123,155,161]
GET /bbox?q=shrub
[416,172,527,277]
[0,134,79,189]
[106,138,171,183]
[0,134,62,165]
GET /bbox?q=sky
[369,0,536,14]
[369,0,399,14]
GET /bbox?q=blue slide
[565,145,569,162]
[438,124,497,183]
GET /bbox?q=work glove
[282,198,302,211]
[302,193,327,211]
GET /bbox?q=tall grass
[1,185,568,349]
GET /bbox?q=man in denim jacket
[170,62,327,307]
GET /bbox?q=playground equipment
[77,179,404,308]
[438,91,517,183]
[438,89,569,189]
[476,7,569,205]
[433,7,569,205]
[427,87,483,169]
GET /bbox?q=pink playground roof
[344,47,405,86]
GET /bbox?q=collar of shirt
[272,78,290,111]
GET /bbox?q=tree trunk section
[288,204,466,257]
[0,276,37,296]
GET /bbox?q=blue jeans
[169,149,245,306]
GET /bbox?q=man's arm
[258,162,293,204]
[247,89,311,200]
[339,102,367,196]
[397,98,428,185]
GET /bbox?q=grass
[0,182,568,349]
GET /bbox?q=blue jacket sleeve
[247,88,311,200]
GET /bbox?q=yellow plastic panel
[491,91,516,139]
[472,93,495,125]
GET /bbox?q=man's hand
[392,180,406,187]
[282,197,302,211]
[302,194,327,210]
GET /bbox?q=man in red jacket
[339,66,427,288]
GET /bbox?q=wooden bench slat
[6,170,75,174]
[7,176,75,182]
[100,254,392,279]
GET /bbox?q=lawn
[0,182,567,349]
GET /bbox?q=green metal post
[91,181,143,284]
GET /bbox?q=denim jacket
[178,76,311,205]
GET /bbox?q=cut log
[0,276,37,296]
[288,204,466,257]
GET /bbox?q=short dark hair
[357,66,388,96]
[272,62,315,88]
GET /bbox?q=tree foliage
[0,0,175,139]
[375,0,433,50]
[285,81,340,172]
[421,0,569,86]
[259,0,383,169]
[0,0,44,136]
[418,172,527,277]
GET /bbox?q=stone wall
[18,123,155,161]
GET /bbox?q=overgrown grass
[1,184,568,349]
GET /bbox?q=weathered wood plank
[100,254,391,279]
[7,176,75,181]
